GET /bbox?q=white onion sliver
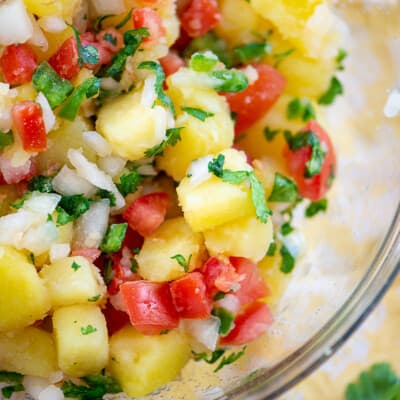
[384,88,400,118]
[281,230,306,259]
[28,13,48,51]
[83,131,112,157]
[215,294,241,315]
[188,156,213,186]
[182,317,220,351]
[137,164,157,176]
[50,243,71,263]
[38,16,67,33]
[90,0,125,15]
[242,65,259,85]
[38,385,64,400]
[20,221,59,255]
[23,192,61,215]
[152,105,168,144]
[52,165,97,197]
[23,376,50,400]
[140,75,157,108]
[36,92,55,133]
[98,156,126,177]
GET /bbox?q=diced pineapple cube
[204,216,273,262]
[52,305,109,377]
[177,148,255,232]
[96,85,168,161]
[136,217,206,282]
[40,256,106,308]
[14,83,37,102]
[56,221,73,244]
[23,0,81,20]
[0,327,58,378]
[0,246,50,332]
[157,79,234,181]
[109,326,191,398]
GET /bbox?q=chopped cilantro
[268,173,298,203]
[273,48,295,67]
[212,308,234,336]
[10,192,32,209]
[171,254,192,272]
[144,127,183,157]
[88,294,101,302]
[93,14,114,31]
[69,24,99,66]
[103,258,114,286]
[280,245,295,274]
[181,106,214,121]
[213,292,226,301]
[266,241,277,257]
[47,214,53,222]
[211,69,248,93]
[100,223,128,253]
[28,252,35,265]
[160,329,169,335]
[0,371,24,399]
[287,98,316,122]
[71,261,81,271]
[132,247,141,255]
[214,347,247,372]
[56,194,90,226]
[103,33,117,46]
[95,189,116,207]
[2,384,24,399]
[318,76,343,105]
[32,62,74,108]
[189,52,218,72]
[280,222,294,236]
[130,258,139,273]
[115,8,133,30]
[305,198,328,218]
[263,127,280,142]
[0,131,13,149]
[117,168,142,196]
[192,349,225,364]
[233,42,272,64]
[336,48,347,71]
[80,325,97,335]
[28,175,53,193]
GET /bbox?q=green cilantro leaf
[56,194,90,226]
[233,42,272,64]
[171,254,192,272]
[0,371,24,384]
[192,349,225,364]
[103,32,117,46]
[268,173,298,203]
[336,48,347,71]
[305,198,328,218]
[100,223,128,253]
[32,61,74,108]
[58,77,101,121]
[10,192,32,210]
[69,24,99,66]
[212,308,235,336]
[130,258,139,273]
[117,169,142,197]
[138,61,176,116]
[214,347,247,372]
[88,294,101,302]
[248,172,271,223]
[318,76,343,105]
[80,325,97,335]
[28,252,35,265]
[280,245,295,274]
[71,261,81,271]
[95,189,116,207]
[273,48,295,67]
[189,52,218,72]
[287,98,316,122]
[2,384,24,399]
[266,241,277,256]
[103,258,114,286]
[213,292,226,301]
[0,131,13,149]
[93,14,114,31]
[263,127,280,142]
[181,106,214,121]
[115,8,133,29]
[144,127,183,157]
[207,153,225,178]
[28,175,53,193]
[280,222,294,236]
[211,69,248,93]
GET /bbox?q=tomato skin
[170,272,212,319]
[230,257,269,306]
[70,248,101,263]
[133,8,166,48]
[284,120,336,201]
[160,53,185,77]
[48,37,80,80]
[120,281,179,335]
[0,44,38,85]
[225,64,286,136]
[181,0,221,38]
[12,101,46,153]
[102,302,130,336]
[122,192,170,237]
[220,302,273,346]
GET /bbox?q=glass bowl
[137,2,400,399]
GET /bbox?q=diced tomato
[71,248,101,263]
[102,302,130,336]
[172,28,192,51]
[48,37,80,80]
[122,192,170,237]
[284,120,336,201]
[225,64,286,136]
[0,156,36,185]
[160,53,185,77]
[202,256,241,297]
[96,27,124,53]
[220,302,273,346]
[133,8,166,48]
[230,257,269,306]
[170,272,212,319]
[0,44,38,85]
[122,227,144,252]
[12,102,46,153]
[80,32,114,69]
[120,281,179,335]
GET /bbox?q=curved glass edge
[220,202,400,400]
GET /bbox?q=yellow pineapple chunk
[0,246,50,332]
[0,327,58,378]
[177,148,255,232]
[53,305,109,377]
[136,217,206,282]
[109,326,191,398]
[23,0,81,20]
[204,216,273,262]
[40,256,106,308]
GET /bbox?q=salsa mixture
[0,0,344,398]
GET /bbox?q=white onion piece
[152,105,169,144]
[182,317,220,351]
[281,230,306,259]
[23,192,61,215]
[38,385,64,400]
[101,77,119,91]
[28,13,48,51]
[137,164,157,176]
[187,155,213,186]
[140,75,157,108]
[384,88,400,118]
[90,0,125,15]
[36,92,55,133]
[215,294,241,315]
[0,0,33,45]
[0,83,14,131]
[52,165,97,197]
[23,376,50,400]
[72,199,110,249]
[20,221,59,255]
[0,155,32,184]
[83,131,112,157]
[98,156,126,177]
[242,65,259,85]
[50,243,71,263]
[68,149,125,210]
[38,16,67,33]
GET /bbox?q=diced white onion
[0,83,13,131]
[72,199,110,249]
[384,88,400,118]
[23,192,61,215]
[98,156,126,177]
[24,376,50,400]
[187,155,213,186]
[28,13,48,51]
[68,149,125,210]
[153,105,169,144]
[48,371,63,384]
[36,92,55,133]
[38,385,64,400]
[140,75,157,108]
[52,165,97,197]
[50,243,71,263]
[137,164,157,176]
[281,230,306,259]
[38,16,67,33]
[181,317,221,351]
[90,0,126,16]
[101,77,120,91]
[215,294,241,315]
[0,0,33,45]
[0,154,32,183]
[242,65,259,85]
[83,131,112,157]
[20,221,59,255]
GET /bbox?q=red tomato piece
[96,27,124,53]
[48,37,80,80]
[220,302,273,346]
[230,257,269,306]
[0,156,36,185]
[71,248,101,263]
[122,227,144,252]
[170,272,212,319]
[12,101,46,152]
[160,53,185,77]
[122,192,170,237]
[0,44,38,85]
[172,27,192,51]
[120,281,179,335]
[284,120,336,201]
[225,64,286,136]
[181,0,221,38]
[102,302,130,336]
[133,8,166,48]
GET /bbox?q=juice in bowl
[0,0,399,399]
